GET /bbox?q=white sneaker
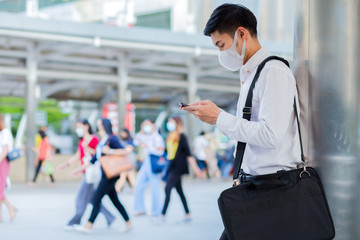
[119,224,133,233]
[74,225,93,234]
[64,225,74,231]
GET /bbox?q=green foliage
[0,97,69,134]
[39,99,70,131]
[0,97,24,135]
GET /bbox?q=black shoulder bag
[218,56,335,240]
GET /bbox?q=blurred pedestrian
[115,128,136,193]
[193,131,210,179]
[57,119,115,230]
[30,128,55,186]
[35,126,47,149]
[0,113,17,223]
[73,118,132,233]
[220,141,236,179]
[206,132,222,178]
[161,117,201,222]
[133,119,165,216]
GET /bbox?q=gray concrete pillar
[25,44,38,181]
[117,53,128,135]
[187,59,199,144]
[294,1,360,239]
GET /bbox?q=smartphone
[178,102,189,107]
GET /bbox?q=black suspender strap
[232,56,304,181]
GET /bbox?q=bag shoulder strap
[232,56,304,181]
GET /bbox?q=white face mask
[166,122,177,132]
[143,125,153,135]
[218,31,246,71]
[75,128,85,138]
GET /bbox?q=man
[182,4,301,239]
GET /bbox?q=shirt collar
[240,47,271,77]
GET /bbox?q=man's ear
[237,27,247,39]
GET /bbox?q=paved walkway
[0,178,229,240]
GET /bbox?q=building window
[136,9,171,30]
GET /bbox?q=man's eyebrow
[215,40,221,47]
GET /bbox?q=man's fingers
[182,104,208,121]
[188,102,199,106]
[182,105,198,111]
[200,99,211,105]
[181,102,200,110]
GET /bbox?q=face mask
[143,125,153,135]
[218,31,246,71]
[75,128,85,138]
[166,122,177,132]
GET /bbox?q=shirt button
[247,70,250,73]
[242,81,244,85]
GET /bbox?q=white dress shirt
[216,48,301,175]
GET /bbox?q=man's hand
[182,100,221,125]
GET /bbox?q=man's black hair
[204,3,257,38]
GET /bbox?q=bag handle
[232,56,306,184]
